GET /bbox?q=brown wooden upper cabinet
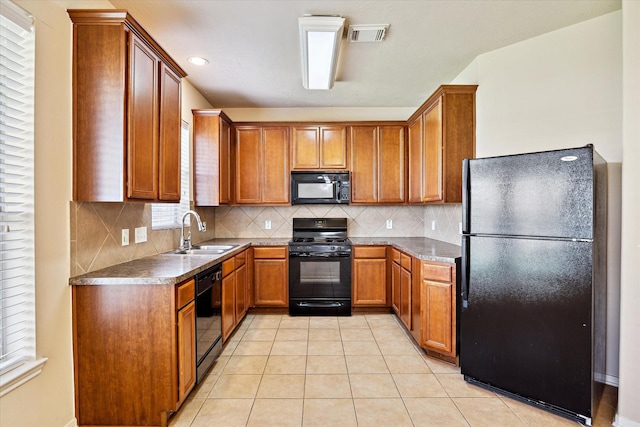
[69,10,186,202]
[291,125,348,170]
[350,125,406,204]
[407,85,477,204]
[234,126,290,205]
[192,110,232,206]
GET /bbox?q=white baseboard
[604,374,620,387]
[63,418,77,427]
[614,414,640,427]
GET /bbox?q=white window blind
[151,120,190,229]
[0,0,44,396]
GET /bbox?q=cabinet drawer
[253,246,287,259]
[422,262,452,282]
[391,248,401,264]
[353,246,387,259]
[222,258,235,277]
[235,250,247,267]
[400,253,412,271]
[176,279,195,310]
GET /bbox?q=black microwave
[291,171,350,205]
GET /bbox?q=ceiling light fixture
[298,15,345,90]
[188,56,209,66]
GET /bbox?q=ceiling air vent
[347,24,389,42]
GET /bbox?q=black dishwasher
[195,264,223,383]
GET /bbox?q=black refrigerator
[460,145,607,426]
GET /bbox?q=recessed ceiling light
[188,57,209,66]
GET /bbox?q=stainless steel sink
[168,244,238,255]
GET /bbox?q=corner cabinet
[350,125,406,204]
[72,278,196,427]
[407,85,476,204]
[69,10,186,202]
[192,110,232,206]
[291,125,348,170]
[234,126,290,205]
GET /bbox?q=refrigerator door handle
[461,236,470,309]
[462,159,471,234]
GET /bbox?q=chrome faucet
[180,210,207,250]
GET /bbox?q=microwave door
[298,183,334,199]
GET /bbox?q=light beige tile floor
[170,313,617,427]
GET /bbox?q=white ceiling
[109,0,620,110]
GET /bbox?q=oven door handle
[289,252,351,258]
[296,301,345,308]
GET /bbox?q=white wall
[452,10,624,386]
[0,2,111,426]
[617,1,640,425]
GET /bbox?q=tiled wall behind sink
[214,205,429,239]
[70,202,216,276]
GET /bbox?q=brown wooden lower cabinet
[222,249,250,341]
[72,278,196,427]
[352,246,388,306]
[419,261,457,360]
[390,248,412,328]
[253,246,288,307]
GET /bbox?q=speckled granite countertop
[350,237,461,263]
[69,237,460,286]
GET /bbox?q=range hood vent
[347,24,389,42]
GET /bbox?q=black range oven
[288,218,352,316]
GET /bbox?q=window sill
[0,358,48,397]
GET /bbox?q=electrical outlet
[386,219,393,229]
[459,222,463,234]
[265,220,272,230]
[135,226,147,243]
[122,229,129,246]
[431,220,436,231]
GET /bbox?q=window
[151,120,190,229]
[0,0,46,396]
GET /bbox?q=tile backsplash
[70,202,216,275]
[214,204,462,245]
[71,202,461,275]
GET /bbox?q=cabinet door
[222,273,236,341]
[407,116,423,203]
[177,300,196,404]
[391,261,401,315]
[378,126,406,203]
[420,279,453,356]
[158,63,181,201]
[234,127,262,204]
[400,267,412,329]
[235,263,247,321]
[422,97,443,202]
[352,258,387,306]
[219,118,231,204]
[291,126,319,169]
[320,126,348,169]
[350,126,378,203]
[254,259,288,306]
[127,33,159,200]
[262,127,289,204]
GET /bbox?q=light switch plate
[135,226,147,243]
[431,220,436,231]
[122,229,129,246]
